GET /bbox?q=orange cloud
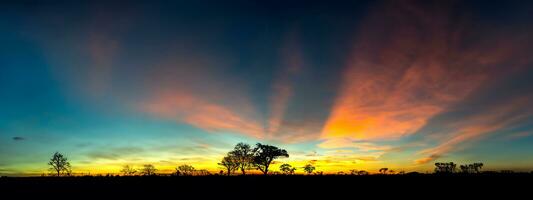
[318,138,391,152]
[320,1,515,144]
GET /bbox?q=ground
[1,174,531,197]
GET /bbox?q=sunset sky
[1,0,533,175]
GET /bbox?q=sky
[1,0,533,175]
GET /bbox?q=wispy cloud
[321,1,490,143]
[12,136,25,141]
[267,29,304,138]
[415,92,533,164]
[141,89,265,138]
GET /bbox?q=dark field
[1,174,532,196]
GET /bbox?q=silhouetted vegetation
[218,155,239,176]
[35,144,523,178]
[279,163,296,175]
[435,162,457,174]
[303,164,316,175]
[120,165,137,176]
[252,143,289,175]
[460,163,483,173]
[229,142,254,175]
[141,164,157,176]
[176,164,195,176]
[435,162,485,174]
[48,152,71,177]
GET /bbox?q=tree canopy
[48,152,71,176]
[252,143,289,175]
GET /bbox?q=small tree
[472,163,483,173]
[218,155,239,176]
[435,162,456,174]
[357,170,369,175]
[252,143,289,175]
[48,152,71,177]
[141,164,157,176]
[177,164,195,176]
[121,165,137,176]
[279,163,296,175]
[303,164,316,175]
[379,168,388,174]
[229,143,254,175]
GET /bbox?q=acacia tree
[218,155,239,176]
[177,164,195,176]
[379,168,389,174]
[303,164,316,175]
[120,165,137,176]
[141,164,157,176]
[252,143,289,175]
[229,143,254,175]
[279,163,296,175]
[48,152,71,176]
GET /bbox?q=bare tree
[141,164,157,176]
[218,154,239,176]
[177,164,195,176]
[48,152,71,176]
[279,163,296,175]
[252,143,289,175]
[379,168,388,174]
[229,143,254,175]
[121,165,137,176]
[303,164,316,175]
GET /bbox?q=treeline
[44,144,524,177]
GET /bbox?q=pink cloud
[320,0,533,152]
[141,89,265,138]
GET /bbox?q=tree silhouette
[349,169,358,175]
[252,143,289,175]
[48,152,71,177]
[460,162,484,174]
[218,154,239,176]
[434,162,456,174]
[357,170,369,175]
[460,165,470,173]
[120,165,137,176]
[229,143,254,175]
[472,163,483,173]
[279,163,296,175]
[141,164,157,176]
[177,164,195,176]
[379,168,388,174]
[303,164,316,175]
